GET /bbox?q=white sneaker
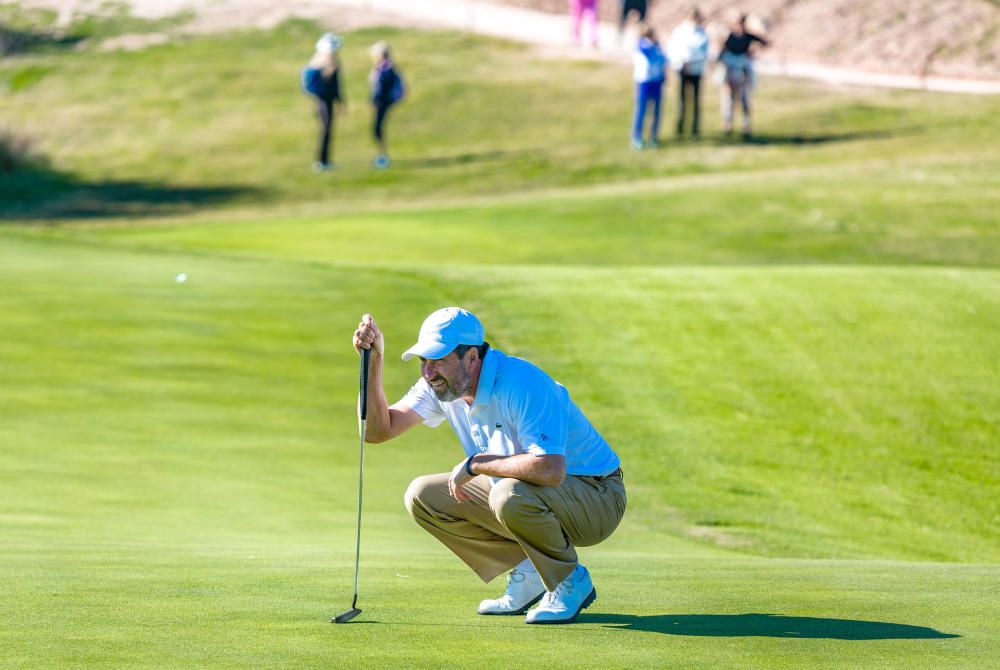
[524,564,596,624]
[478,567,545,615]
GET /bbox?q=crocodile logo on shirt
[495,423,502,429]
[541,434,549,441]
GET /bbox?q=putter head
[331,608,362,624]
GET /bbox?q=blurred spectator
[618,0,654,45]
[631,24,667,150]
[369,41,405,169]
[719,13,768,137]
[569,0,600,48]
[301,33,345,172]
[667,8,708,137]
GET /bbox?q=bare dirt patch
[6,0,437,39]
[490,0,1000,79]
[7,0,998,79]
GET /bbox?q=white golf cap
[316,32,342,53]
[401,308,485,361]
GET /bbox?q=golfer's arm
[362,351,423,443]
[469,453,566,488]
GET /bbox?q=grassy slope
[1,21,998,228]
[68,166,1000,267]
[1,17,998,670]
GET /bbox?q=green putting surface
[1,233,996,667]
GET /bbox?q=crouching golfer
[352,308,626,624]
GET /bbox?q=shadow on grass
[741,130,895,145]
[702,129,910,146]
[580,613,960,640]
[1,167,259,221]
[392,149,538,169]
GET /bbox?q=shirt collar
[473,348,500,407]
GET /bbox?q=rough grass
[66,164,1000,267]
[1,20,998,228]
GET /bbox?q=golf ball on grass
[175,273,187,283]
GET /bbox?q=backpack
[301,66,326,97]
[387,67,405,104]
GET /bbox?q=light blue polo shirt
[398,348,620,478]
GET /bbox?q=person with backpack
[301,32,345,172]
[631,23,667,150]
[368,41,405,169]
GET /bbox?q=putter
[332,346,370,625]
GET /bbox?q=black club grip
[359,346,371,420]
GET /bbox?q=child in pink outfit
[569,0,599,47]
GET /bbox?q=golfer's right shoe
[524,564,596,625]
[477,567,545,615]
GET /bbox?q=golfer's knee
[488,478,537,524]
[403,475,436,517]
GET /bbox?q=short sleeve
[397,378,446,427]
[502,370,568,457]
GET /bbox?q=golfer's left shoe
[524,564,596,624]
[478,566,545,615]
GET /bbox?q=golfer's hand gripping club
[353,314,384,357]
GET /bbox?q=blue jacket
[633,38,667,83]
[370,61,403,106]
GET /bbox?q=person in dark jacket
[618,0,655,46]
[719,14,768,138]
[369,41,404,169]
[304,33,345,172]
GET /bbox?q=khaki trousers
[404,470,626,591]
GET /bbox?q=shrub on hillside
[0,21,50,56]
[0,128,45,173]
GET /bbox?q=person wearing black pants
[315,96,337,168]
[372,100,391,166]
[676,71,701,136]
[619,0,648,31]
[304,33,344,172]
[369,40,404,169]
[618,0,654,45]
[667,8,709,137]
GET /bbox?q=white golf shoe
[478,567,546,615]
[524,564,596,624]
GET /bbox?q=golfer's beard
[431,369,470,402]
